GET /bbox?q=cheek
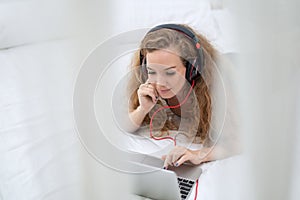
[175,69,186,88]
[168,73,186,89]
[177,67,186,79]
[175,68,186,84]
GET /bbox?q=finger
[161,155,167,169]
[139,89,157,103]
[171,146,186,161]
[163,154,173,169]
[142,86,157,96]
[143,84,159,99]
[172,152,183,166]
[145,79,155,85]
[139,83,152,90]
[143,82,158,98]
[148,87,159,101]
[175,154,190,167]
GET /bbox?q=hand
[137,82,158,114]
[161,146,210,169]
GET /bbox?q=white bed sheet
[0,39,84,200]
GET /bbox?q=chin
[160,92,176,99]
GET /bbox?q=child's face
[146,49,186,99]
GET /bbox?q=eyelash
[147,71,176,76]
[147,70,155,75]
[166,71,176,76]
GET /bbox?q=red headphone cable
[148,80,199,200]
[149,80,195,146]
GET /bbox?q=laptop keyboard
[177,177,195,200]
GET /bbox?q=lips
[158,88,171,94]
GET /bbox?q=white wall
[231,0,300,199]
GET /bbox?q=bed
[0,0,243,200]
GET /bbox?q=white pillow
[110,0,219,44]
[0,0,77,49]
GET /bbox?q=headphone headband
[147,24,201,49]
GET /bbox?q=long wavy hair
[127,24,220,145]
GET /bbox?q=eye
[166,71,176,76]
[147,69,156,75]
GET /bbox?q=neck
[166,83,192,117]
[166,96,181,116]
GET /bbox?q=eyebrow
[147,66,176,71]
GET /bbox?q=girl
[126,24,240,169]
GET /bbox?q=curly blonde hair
[127,24,220,145]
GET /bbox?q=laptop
[128,154,202,200]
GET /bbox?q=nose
[153,74,167,86]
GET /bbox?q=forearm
[126,106,148,133]
[195,145,241,163]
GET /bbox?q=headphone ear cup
[185,62,193,83]
[191,67,198,81]
[186,59,200,83]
